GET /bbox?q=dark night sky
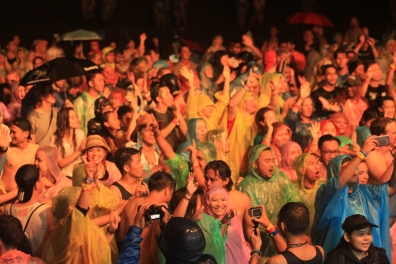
[0,0,392,51]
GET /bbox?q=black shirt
[365,84,386,109]
[311,86,340,120]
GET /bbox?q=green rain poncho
[237,145,300,260]
[292,153,325,236]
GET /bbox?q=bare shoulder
[230,189,252,205]
[266,254,287,264]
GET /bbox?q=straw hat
[84,135,110,152]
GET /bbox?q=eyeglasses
[320,150,341,156]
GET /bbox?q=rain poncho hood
[355,126,371,148]
[292,152,325,235]
[311,155,391,260]
[335,135,353,149]
[176,118,206,162]
[237,144,300,259]
[204,184,230,219]
[197,62,218,102]
[279,141,301,182]
[258,72,284,115]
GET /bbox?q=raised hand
[81,154,96,180]
[0,126,10,150]
[180,67,195,87]
[185,173,198,196]
[185,139,198,163]
[298,75,306,86]
[246,69,259,88]
[362,135,379,154]
[223,65,231,81]
[140,33,147,42]
[148,114,160,135]
[249,228,262,250]
[318,96,331,111]
[134,182,148,198]
[133,203,152,229]
[242,34,253,47]
[251,205,271,228]
[309,121,321,141]
[108,209,121,234]
[359,34,365,44]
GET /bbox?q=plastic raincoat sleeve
[117,226,143,264]
[73,96,87,135]
[185,90,199,120]
[198,213,227,264]
[164,154,189,190]
[210,91,230,131]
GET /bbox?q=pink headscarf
[279,141,301,182]
[203,184,229,219]
[37,146,71,203]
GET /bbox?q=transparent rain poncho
[311,155,391,260]
[292,152,325,236]
[237,144,300,259]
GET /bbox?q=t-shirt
[50,128,85,177]
[147,108,176,150]
[4,202,52,256]
[311,87,340,119]
[337,72,350,89]
[27,107,59,146]
[365,84,387,109]
[357,46,375,64]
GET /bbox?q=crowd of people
[0,15,396,264]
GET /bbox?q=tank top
[280,246,323,264]
[112,182,133,200]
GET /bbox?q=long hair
[101,111,115,139]
[53,108,77,158]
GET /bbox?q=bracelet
[183,195,191,202]
[360,150,367,157]
[293,104,301,109]
[221,219,231,226]
[154,131,161,137]
[270,229,279,237]
[172,119,179,126]
[266,223,275,231]
[84,177,94,184]
[356,151,366,161]
[0,147,8,153]
[107,227,115,234]
[250,249,262,257]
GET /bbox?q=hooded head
[248,144,279,180]
[203,184,229,219]
[36,146,64,185]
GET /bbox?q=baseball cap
[344,75,362,87]
[11,118,32,140]
[342,214,378,232]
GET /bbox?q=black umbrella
[20,57,99,86]
[66,57,101,74]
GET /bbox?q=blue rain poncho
[237,144,300,259]
[311,155,391,260]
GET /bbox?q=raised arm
[172,177,198,217]
[388,155,396,196]
[339,136,377,188]
[0,126,10,157]
[151,114,176,160]
[137,33,146,57]
[242,34,263,59]
[386,53,396,102]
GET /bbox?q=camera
[248,207,263,218]
[139,205,165,222]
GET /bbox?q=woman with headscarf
[330,112,354,137]
[35,146,72,204]
[197,62,219,102]
[185,65,230,131]
[7,81,25,121]
[176,118,208,162]
[199,184,232,264]
[292,152,325,236]
[279,141,302,182]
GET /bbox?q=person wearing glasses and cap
[325,214,389,264]
[0,118,39,194]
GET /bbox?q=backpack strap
[23,204,45,233]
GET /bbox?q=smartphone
[375,135,390,147]
[248,207,262,218]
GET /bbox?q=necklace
[286,241,309,249]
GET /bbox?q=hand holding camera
[249,205,271,228]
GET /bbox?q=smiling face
[334,117,348,135]
[35,150,49,178]
[255,149,276,179]
[195,120,207,143]
[300,97,314,118]
[208,193,228,219]
[86,147,106,164]
[68,110,80,129]
[344,227,373,253]
[141,126,156,145]
[379,99,395,118]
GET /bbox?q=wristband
[356,151,366,161]
[154,131,161,138]
[270,230,279,237]
[293,104,301,109]
[221,219,231,226]
[82,183,94,191]
[183,195,191,202]
[84,177,94,184]
[360,150,367,157]
[250,249,262,257]
[172,119,179,126]
[266,223,275,231]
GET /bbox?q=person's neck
[347,183,355,193]
[147,191,166,203]
[87,88,100,98]
[108,128,117,137]
[122,174,143,186]
[348,94,360,102]
[338,67,348,75]
[323,83,336,91]
[19,191,40,207]
[300,114,312,123]
[303,178,316,189]
[369,79,379,87]
[36,102,52,112]
[350,247,368,260]
[154,103,168,114]
[13,141,29,150]
[181,58,190,65]
[286,234,308,246]
[142,143,155,152]
[65,128,74,140]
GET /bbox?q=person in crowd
[311,65,341,120]
[378,96,396,118]
[100,110,122,157]
[7,81,25,121]
[312,136,395,260]
[354,33,379,64]
[317,134,340,180]
[334,49,350,88]
[279,141,302,182]
[237,144,300,259]
[344,17,363,46]
[87,97,113,136]
[119,171,174,263]
[204,129,231,164]
[51,107,86,178]
[264,202,325,264]
[176,118,208,162]
[74,72,105,135]
[360,61,386,109]
[195,62,218,102]
[253,107,277,145]
[330,112,354,137]
[110,147,146,202]
[2,164,52,257]
[0,214,45,263]
[35,146,72,203]
[267,122,292,164]
[72,135,121,187]
[65,76,82,103]
[26,83,59,146]
[0,118,39,192]
[325,214,389,264]
[352,109,377,148]
[292,153,325,235]
[173,45,197,76]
